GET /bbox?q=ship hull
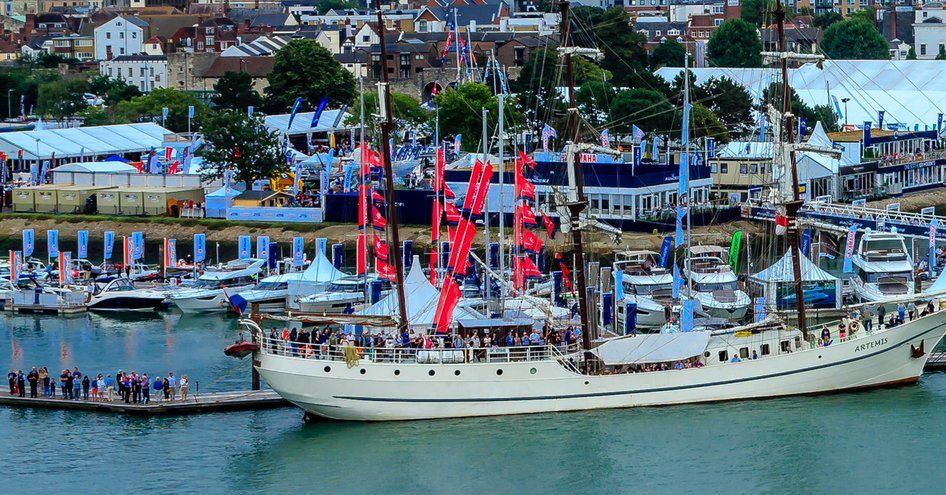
[256,310,946,421]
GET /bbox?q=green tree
[37,79,88,121]
[812,12,843,29]
[609,88,674,134]
[113,88,205,132]
[88,74,141,106]
[907,47,917,60]
[695,77,754,138]
[707,19,763,67]
[650,40,687,69]
[594,7,648,86]
[265,39,356,113]
[936,47,946,60]
[689,103,730,142]
[433,83,521,152]
[212,71,262,110]
[199,110,285,188]
[317,0,357,14]
[740,0,770,26]
[760,82,839,132]
[821,19,889,60]
[576,80,615,127]
[348,90,428,129]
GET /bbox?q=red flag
[431,199,442,242]
[356,231,366,275]
[447,218,476,272]
[167,160,180,174]
[512,256,525,291]
[518,254,542,277]
[542,212,557,239]
[372,205,387,229]
[372,190,386,203]
[462,160,484,212]
[443,182,456,199]
[366,148,381,167]
[165,147,173,160]
[444,201,461,225]
[470,163,493,216]
[518,203,538,228]
[358,186,367,227]
[433,276,461,333]
[374,233,388,261]
[556,252,574,292]
[376,258,396,280]
[434,148,445,192]
[518,151,536,168]
[429,251,438,285]
[520,227,543,253]
[515,167,535,201]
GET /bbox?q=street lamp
[841,97,850,127]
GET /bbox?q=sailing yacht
[851,230,915,302]
[613,250,673,328]
[682,246,751,320]
[240,1,946,422]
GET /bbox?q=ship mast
[559,1,593,365]
[375,0,409,334]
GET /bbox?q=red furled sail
[433,276,461,333]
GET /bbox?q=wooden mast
[375,0,409,333]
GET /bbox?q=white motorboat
[296,276,389,313]
[0,278,16,309]
[851,230,914,302]
[614,250,674,328]
[170,258,266,313]
[0,258,50,282]
[233,272,305,313]
[683,246,750,320]
[87,278,165,312]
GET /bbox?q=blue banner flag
[247,105,254,117]
[187,105,194,119]
[292,237,305,267]
[287,97,303,130]
[22,229,34,257]
[47,230,59,257]
[800,228,812,258]
[316,237,328,256]
[939,113,943,132]
[842,224,857,273]
[672,264,682,300]
[613,268,624,301]
[238,235,251,260]
[162,107,169,122]
[675,206,686,248]
[863,122,872,147]
[104,231,114,260]
[651,138,658,159]
[681,298,697,332]
[707,137,716,159]
[194,234,206,263]
[257,236,270,260]
[132,231,144,260]
[77,230,88,259]
[60,252,73,285]
[633,145,642,169]
[878,110,885,130]
[658,236,672,268]
[166,239,176,268]
[310,96,329,128]
[832,95,843,118]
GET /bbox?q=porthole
[703,351,711,358]
[530,368,537,375]
[584,381,589,385]
[496,369,503,376]
[359,369,366,375]
[454,370,460,376]
[428,370,435,376]
[394,370,400,376]
[323,366,331,373]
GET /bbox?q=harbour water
[2,311,946,493]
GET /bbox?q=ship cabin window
[720,164,728,174]
[760,344,771,356]
[795,337,802,349]
[718,350,728,362]
[739,347,749,359]
[780,340,790,352]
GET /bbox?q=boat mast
[559,1,593,363]
[774,0,808,339]
[375,0,409,334]
[359,76,369,304]
[482,106,491,298]
[683,50,693,295]
[498,93,506,287]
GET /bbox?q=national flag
[632,125,644,141]
[541,124,557,152]
[600,129,610,148]
[542,212,557,240]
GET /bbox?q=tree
[112,88,205,132]
[348,90,428,128]
[812,12,843,29]
[576,80,615,126]
[434,83,521,152]
[907,47,917,60]
[688,104,730,142]
[707,19,762,67]
[265,39,356,113]
[88,74,141,106]
[650,40,687,69]
[37,79,88,121]
[760,82,839,132]
[609,88,675,134]
[936,46,946,60]
[317,0,357,14]
[821,19,889,60]
[199,110,285,189]
[740,0,770,26]
[695,77,754,138]
[212,71,262,110]
[593,7,648,86]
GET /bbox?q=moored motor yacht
[851,230,914,302]
[87,278,166,312]
[296,276,390,313]
[682,246,750,320]
[170,258,266,313]
[232,272,305,313]
[613,250,674,329]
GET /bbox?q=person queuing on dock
[27,368,38,398]
[81,374,90,400]
[163,376,170,401]
[40,367,49,397]
[179,375,189,401]
[72,367,82,401]
[7,369,15,396]
[60,369,72,399]
[168,372,177,401]
[16,370,25,397]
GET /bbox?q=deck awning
[590,332,711,365]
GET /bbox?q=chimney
[25,14,36,34]
[889,6,897,42]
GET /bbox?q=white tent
[52,162,138,173]
[358,256,485,329]
[286,246,348,301]
[749,250,841,309]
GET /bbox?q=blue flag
[310,96,329,128]
[131,232,143,260]
[863,122,872,147]
[930,219,938,277]
[633,145,642,169]
[707,137,716,159]
[47,230,59,258]
[104,231,114,260]
[292,237,305,267]
[257,236,270,260]
[681,298,696,332]
[316,237,328,256]
[194,234,206,263]
[22,229,34,258]
[613,268,624,301]
[675,206,686,248]
[77,230,88,259]
[238,235,251,260]
[800,229,812,258]
[672,264,682,300]
[188,105,195,119]
[287,97,303,131]
[658,236,672,268]
[162,107,169,122]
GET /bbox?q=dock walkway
[926,352,946,371]
[0,390,290,415]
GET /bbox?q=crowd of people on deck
[6,366,190,403]
[814,300,937,347]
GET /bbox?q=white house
[99,55,168,92]
[94,15,148,61]
[913,3,946,59]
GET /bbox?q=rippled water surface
[2,311,946,494]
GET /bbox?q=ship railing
[256,335,581,365]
